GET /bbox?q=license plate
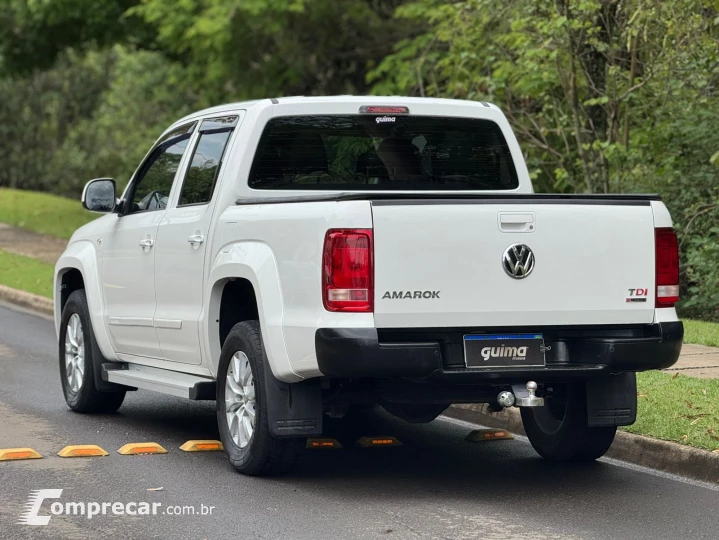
[463,334,545,368]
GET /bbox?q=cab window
[126,121,196,214]
[178,130,233,206]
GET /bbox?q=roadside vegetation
[0,188,95,240]
[683,319,719,348]
[0,250,53,298]
[625,371,719,452]
[0,1,717,319]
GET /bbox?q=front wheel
[520,383,616,462]
[216,321,303,476]
[59,290,125,413]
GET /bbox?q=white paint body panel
[53,96,680,390]
[372,202,656,327]
[101,212,164,358]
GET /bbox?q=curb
[0,285,53,317]
[446,404,719,484]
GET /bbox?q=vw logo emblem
[502,244,535,279]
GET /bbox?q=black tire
[59,290,126,413]
[520,383,616,462]
[216,321,303,476]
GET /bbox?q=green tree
[371,0,719,318]
[129,0,416,102]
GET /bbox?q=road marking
[57,445,109,457]
[356,436,402,447]
[465,428,514,441]
[179,440,224,452]
[117,442,168,455]
[0,447,42,461]
[306,438,343,449]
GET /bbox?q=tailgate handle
[498,212,535,233]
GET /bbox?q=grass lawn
[624,371,719,452]
[0,249,54,298]
[683,319,719,348]
[0,187,96,240]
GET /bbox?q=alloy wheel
[225,351,256,448]
[64,313,85,393]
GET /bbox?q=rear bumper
[315,322,683,382]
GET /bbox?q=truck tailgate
[372,201,656,328]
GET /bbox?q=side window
[178,130,233,206]
[177,115,238,206]
[130,137,190,213]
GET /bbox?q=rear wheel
[521,383,616,462]
[217,321,303,476]
[59,290,125,413]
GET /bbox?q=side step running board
[101,364,215,400]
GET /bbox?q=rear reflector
[655,228,679,307]
[359,105,410,114]
[323,229,373,312]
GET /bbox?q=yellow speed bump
[179,440,224,452]
[58,445,109,458]
[465,429,514,442]
[356,436,402,448]
[306,438,343,449]
[0,448,43,461]
[117,442,168,455]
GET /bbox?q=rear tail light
[322,229,373,312]
[655,228,679,307]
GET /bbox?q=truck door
[153,113,242,365]
[102,125,195,358]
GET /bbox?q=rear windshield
[248,115,519,190]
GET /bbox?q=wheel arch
[205,242,299,382]
[54,241,116,360]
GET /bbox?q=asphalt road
[1,303,718,540]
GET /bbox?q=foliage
[128,0,415,101]
[0,0,146,75]
[371,0,719,319]
[0,0,718,318]
[0,45,197,196]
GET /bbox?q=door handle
[188,233,205,245]
[498,212,535,233]
[139,237,154,248]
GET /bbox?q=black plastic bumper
[315,322,683,382]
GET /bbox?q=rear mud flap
[586,372,637,427]
[264,360,323,437]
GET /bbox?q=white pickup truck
[55,96,683,475]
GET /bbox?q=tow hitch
[495,381,545,409]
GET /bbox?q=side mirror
[82,178,116,213]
